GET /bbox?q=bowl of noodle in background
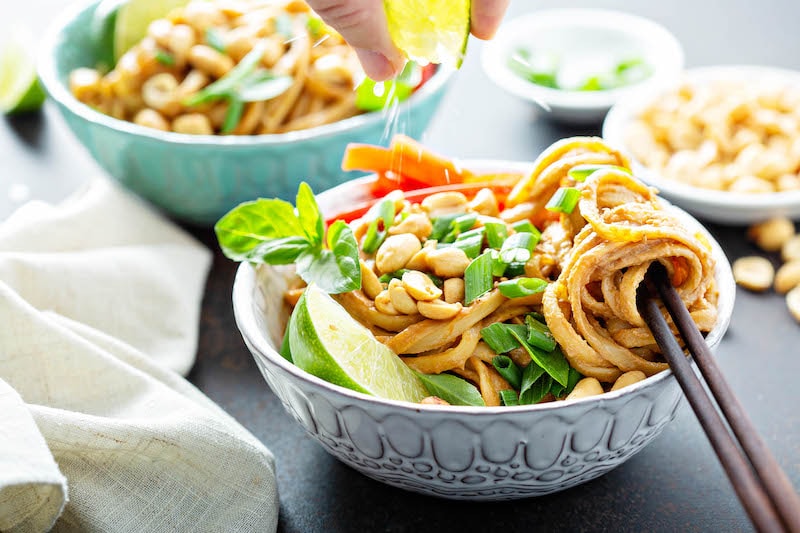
[38,0,453,225]
[232,161,736,500]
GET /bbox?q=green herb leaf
[443,213,478,243]
[257,236,312,264]
[509,329,570,387]
[184,40,269,106]
[520,373,552,405]
[307,16,325,38]
[480,323,526,354]
[274,14,294,39]
[221,97,244,133]
[215,198,307,261]
[415,372,485,407]
[492,355,522,390]
[238,70,293,102]
[546,187,581,214]
[378,269,409,284]
[295,220,361,293]
[568,164,632,182]
[518,359,545,404]
[154,50,175,66]
[464,251,494,304]
[499,389,519,406]
[205,27,226,53]
[497,277,548,298]
[525,314,556,352]
[296,182,324,246]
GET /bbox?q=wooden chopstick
[637,262,800,533]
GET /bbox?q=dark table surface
[4,1,800,532]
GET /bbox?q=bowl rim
[37,0,454,146]
[233,159,736,416]
[602,64,800,210]
[481,8,685,111]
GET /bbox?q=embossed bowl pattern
[232,166,735,500]
[38,0,453,225]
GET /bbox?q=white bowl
[481,9,684,124]
[603,65,800,224]
[232,161,735,500]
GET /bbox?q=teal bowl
[38,0,453,225]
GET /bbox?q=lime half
[384,0,471,67]
[114,0,190,61]
[289,284,428,403]
[0,30,46,114]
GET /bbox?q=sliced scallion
[452,234,483,259]
[520,373,553,405]
[464,251,495,304]
[456,226,486,241]
[509,329,570,387]
[154,50,175,66]
[511,220,537,234]
[568,164,631,182]
[498,277,548,299]
[361,198,395,254]
[546,187,581,214]
[378,269,409,284]
[205,28,226,53]
[504,262,527,278]
[480,323,526,354]
[443,213,478,243]
[430,213,463,242]
[490,250,507,277]
[518,359,545,404]
[499,232,537,264]
[499,389,520,406]
[484,222,508,249]
[525,314,556,352]
[492,355,522,390]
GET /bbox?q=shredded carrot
[341,144,392,173]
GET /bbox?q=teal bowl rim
[38,0,455,147]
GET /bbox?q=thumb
[308,0,405,80]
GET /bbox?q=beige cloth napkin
[0,179,278,532]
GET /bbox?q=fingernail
[355,49,395,81]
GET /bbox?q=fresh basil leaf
[509,329,570,387]
[256,236,310,264]
[415,372,485,407]
[221,97,244,133]
[296,182,324,246]
[520,373,552,405]
[239,72,293,102]
[518,360,545,404]
[215,198,306,261]
[480,323,525,354]
[295,221,361,293]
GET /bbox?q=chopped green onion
[307,16,325,38]
[378,269,409,284]
[498,277,548,299]
[499,389,520,406]
[510,329,570,387]
[551,367,582,398]
[484,222,508,249]
[490,250,507,277]
[499,232,538,264]
[361,198,395,254]
[464,251,495,304]
[452,234,483,259]
[205,28,226,53]
[430,213,463,242]
[528,311,545,322]
[546,187,581,214]
[511,220,537,234]
[274,14,294,39]
[154,50,175,66]
[505,262,526,278]
[520,373,553,405]
[480,323,526,354]
[518,359,545,404]
[456,226,486,241]
[443,213,478,243]
[221,97,244,133]
[492,356,522,390]
[525,315,556,352]
[568,164,632,182]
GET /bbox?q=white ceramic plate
[603,65,800,224]
[482,9,684,124]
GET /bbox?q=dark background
[3,1,800,532]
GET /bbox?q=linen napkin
[0,179,279,532]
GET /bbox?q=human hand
[306,0,511,81]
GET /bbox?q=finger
[307,0,405,80]
[470,0,510,40]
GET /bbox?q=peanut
[360,261,383,300]
[426,247,471,278]
[610,371,647,392]
[375,234,421,274]
[566,378,604,400]
[747,217,795,252]
[417,299,462,320]
[775,260,800,294]
[733,256,775,292]
[443,277,465,304]
[401,270,442,301]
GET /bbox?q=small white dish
[482,9,684,124]
[603,65,800,224]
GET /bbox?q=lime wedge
[290,284,428,403]
[384,0,471,67]
[0,30,46,114]
[114,0,190,61]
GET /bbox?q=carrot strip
[341,145,392,172]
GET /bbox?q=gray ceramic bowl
[233,162,735,500]
[38,0,453,225]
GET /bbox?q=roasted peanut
[499,202,536,223]
[172,113,214,134]
[402,270,442,301]
[166,24,196,64]
[787,286,800,323]
[748,217,795,252]
[566,378,604,400]
[420,396,450,406]
[417,299,462,320]
[69,68,102,103]
[188,44,234,78]
[141,73,181,115]
[133,108,170,131]
[733,256,775,291]
[610,371,647,392]
[375,234,421,273]
[405,248,429,271]
[374,290,398,315]
[360,261,383,300]
[468,188,499,216]
[176,69,209,98]
[389,283,419,315]
[775,260,800,294]
[421,192,467,218]
[443,277,465,304]
[426,247,471,278]
[183,1,226,31]
[147,19,173,48]
[388,213,432,240]
[782,235,800,262]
